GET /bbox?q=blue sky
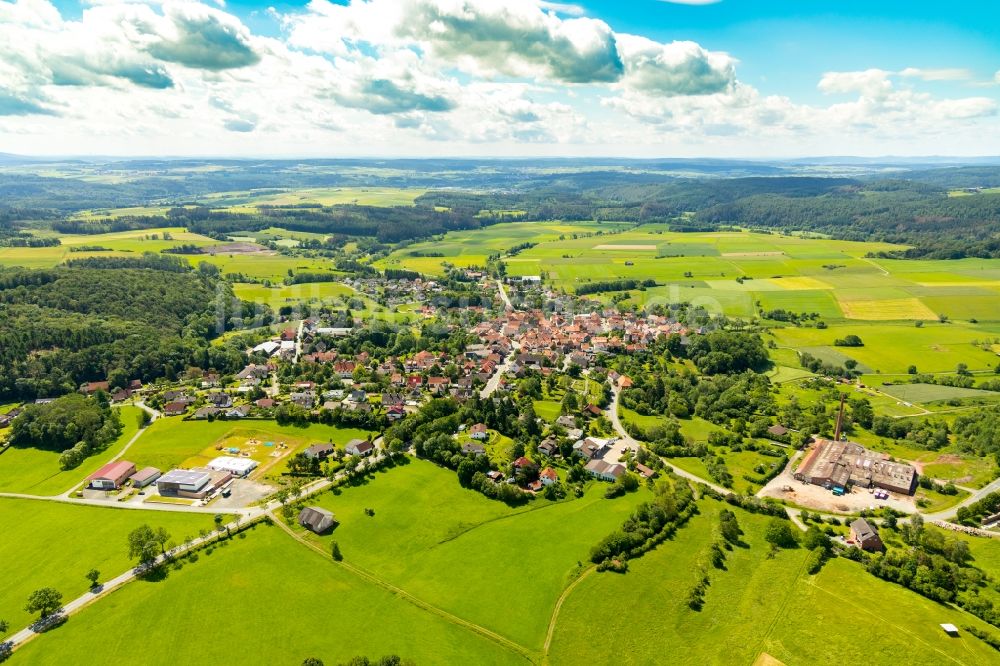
[3,0,1000,156]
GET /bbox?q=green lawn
[548,500,1000,665]
[289,459,648,651]
[0,406,142,495]
[0,498,221,630]
[9,522,525,666]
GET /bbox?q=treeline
[51,202,496,244]
[575,278,656,295]
[589,473,697,566]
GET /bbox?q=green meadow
[0,498,222,631]
[288,458,648,651]
[232,281,356,307]
[772,321,1000,374]
[0,406,142,495]
[9,522,525,666]
[548,500,1000,666]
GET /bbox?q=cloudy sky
[2,0,1000,157]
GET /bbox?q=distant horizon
[6,153,1000,164]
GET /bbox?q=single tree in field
[764,519,798,549]
[331,541,343,562]
[0,619,9,635]
[85,569,100,588]
[214,513,225,534]
[25,588,63,619]
[155,527,171,555]
[302,659,324,666]
[127,525,161,564]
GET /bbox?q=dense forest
[5,159,1000,257]
[51,203,492,244]
[0,255,257,400]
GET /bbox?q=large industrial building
[156,468,232,499]
[794,438,917,495]
[206,456,258,477]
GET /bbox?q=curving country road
[605,383,729,495]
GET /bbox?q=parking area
[760,462,916,514]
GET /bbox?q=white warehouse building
[207,456,258,477]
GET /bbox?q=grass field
[198,186,428,208]
[0,498,222,630]
[232,281,356,307]
[920,454,999,488]
[9,522,525,666]
[547,499,999,665]
[878,382,1000,404]
[0,406,142,495]
[126,418,373,480]
[288,459,648,651]
[773,321,1000,374]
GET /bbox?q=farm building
[849,518,884,552]
[794,439,917,495]
[767,424,789,437]
[299,506,337,534]
[86,460,137,490]
[345,439,374,457]
[585,459,626,482]
[207,456,258,477]
[129,467,161,488]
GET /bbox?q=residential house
[290,392,316,409]
[462,442,486,456]
[540,467,559,486]
[469,423,489,440]
[635,463,657,479]
[345,439,374,457]
[381,392,404,407]
[302,442,336,460]
[556,415,577,429]
[850,518,884,552]
[513,456,534,470]
[207,392,233,409]
[427,377,449,394]
[162,401,188,417]
[537,438,559,457]
[574,437,610,460]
